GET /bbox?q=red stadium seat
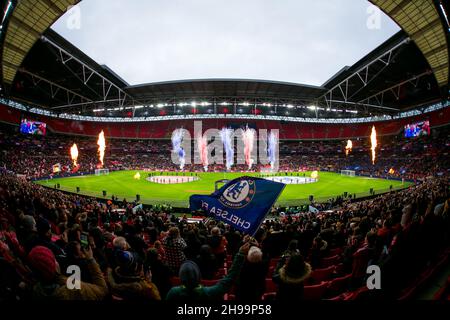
[328,248,343,257]
[170,276,182,286]
[320,255,341,268]
[262,292,276,301]
[326,274,352,298]
[265,278,278,293]
[307,265,335,284]
[201,279,220,286]
[269,258,280,268]
[333,263,345,276]
[304,281,329,300]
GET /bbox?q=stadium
[0,0,449,307]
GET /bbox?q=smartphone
[80,232,89,250]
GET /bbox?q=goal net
[341,170,356,177]
[95,168,110,176]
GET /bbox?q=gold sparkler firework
[70,143,78,166]
[345,140,353,156]
[97,130,106,167]
[370,126,377,165]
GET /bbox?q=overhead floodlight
[157,104,164,108]
[2,1,13,24]
[287,104,294,109]
[242,102,250,107]
[191,102,197,107]
[134,105,144,109]
[440,2,450,29]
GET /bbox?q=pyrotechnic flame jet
[70,143,78,166]
[345,140,353,156]
[97,130,106,167]
[370,126,377,165]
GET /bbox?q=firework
[70,143,79,166]
[242,127,255,170]
[220,128,234,171]
[268,131,278,170]
[370,126,377,165]
[197,135,209,171]
[172,129,186,170]
[97,130,106,167]
[345,140,353,156]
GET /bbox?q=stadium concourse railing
[35,172,412,209]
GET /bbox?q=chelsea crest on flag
[190,176,285,236]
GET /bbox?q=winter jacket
[32,259,108,300]
[107,267,161,301]
[166,252,245,301]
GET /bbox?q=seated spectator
[28,245,108,300]
[272,253,312,301]
[107,250,161,301]
[166,242,250,301]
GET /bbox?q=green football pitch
[35,171,411,207]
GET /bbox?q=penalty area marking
[147,176,199,184]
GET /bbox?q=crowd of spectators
[0,122,448,301]
[0,168,448,301]
[0,123,448,181]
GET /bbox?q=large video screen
[404,120,430,138]
[20,119,47,135]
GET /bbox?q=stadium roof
[1,0,80,84]
[0,0,448,119]
[126,79,325,102]
[370,0,449,88]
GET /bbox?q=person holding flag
[190,176,285,236]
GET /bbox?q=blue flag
[189,176,285,236]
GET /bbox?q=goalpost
[95,168,110,176]
[341,170,356,177]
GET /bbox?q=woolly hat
[28,246,57,282]
[179,260,201,289]
[115,250,137,271]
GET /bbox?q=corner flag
[189,176,285,236]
